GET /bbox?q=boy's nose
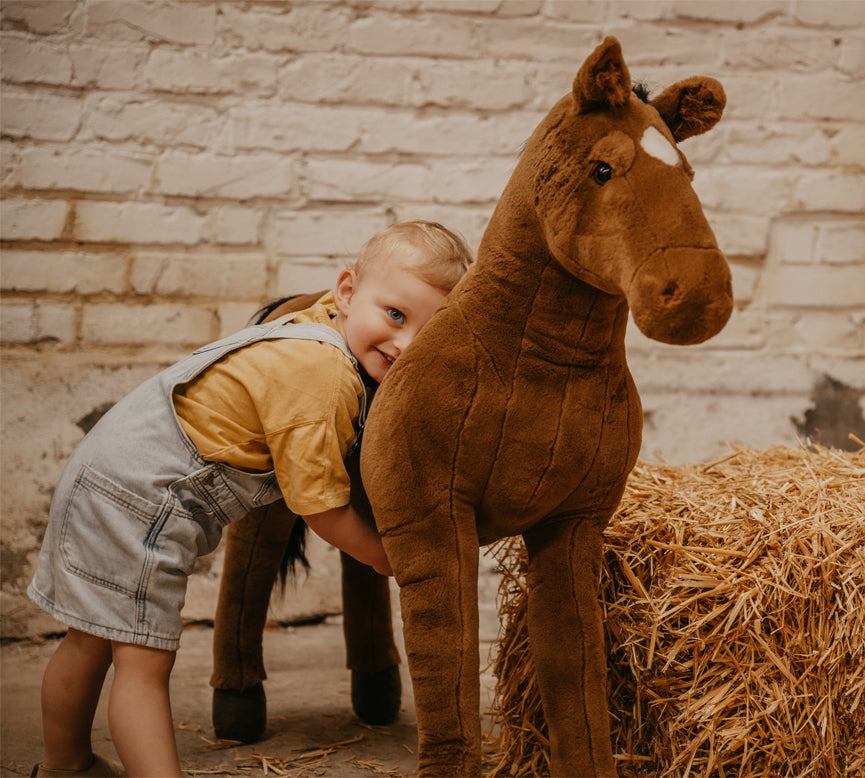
[392,329,416,353]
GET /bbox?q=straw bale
[487,445,865,778]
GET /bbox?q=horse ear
[651,76,726,142]
[573,36,631,112]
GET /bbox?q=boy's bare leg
[109,642,181,778]
[40,628,113,770]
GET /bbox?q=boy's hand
[302,505,392,577]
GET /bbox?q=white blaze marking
[640,126,680,166]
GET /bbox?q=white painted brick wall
[2,0,863,638]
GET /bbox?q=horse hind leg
[210,501,294,742]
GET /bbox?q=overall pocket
[59,465,163,596]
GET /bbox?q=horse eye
[593,162,613,185]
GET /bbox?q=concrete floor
[0,618,500,777]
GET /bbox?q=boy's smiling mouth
[376,348,395,366]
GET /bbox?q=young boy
[27,220,473,778]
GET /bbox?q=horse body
[360,37,732,776]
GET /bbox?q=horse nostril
[661,281,680,304]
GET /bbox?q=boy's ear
[333,268,357,315]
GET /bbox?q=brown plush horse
[359,37,732,776]
[210,36,732,777]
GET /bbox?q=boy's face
[334,253,447,383]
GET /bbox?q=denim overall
[29,319,367,651]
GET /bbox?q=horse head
[518,36,732,345]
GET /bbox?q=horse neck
[455,203,630,373]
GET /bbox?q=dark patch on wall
[0,543,30,588]
[792,375,865,451]
[76,402,115,434]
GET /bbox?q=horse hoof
[351,665,402,725]
[212,683,267,743]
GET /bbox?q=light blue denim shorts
[28,461,219,652]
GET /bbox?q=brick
[130,251,268,299]
[217,302,263,339]
[793,171,865,213]
[770,221,819,266]
[19,146,153,194]
[417,59,538,111]
[359,110,541,156]
[838,34,865,77]
[694,212,770,258]
[722,31,846,73]
[86,97,225,148]
[219,4,350,53]
[267,210,391,256]
[0,300,77,344]
[1,250,128,294]
[0,199,68,241]
[0,1,80,34]
[791,312,864,351]
[775,73,865,122]
[144,50,277,96]
[833,126,865,167]
[203,206,262,246]
[85,0,216,45]
[498,0,545,14]
[154,152,297,200]
[546,0,605,22]
[0,34,72,86]
[480,19,599,63]
[348,12,475,58]
[228,103,361,153]
[304,158,431,202]
[692,166,795,216]
[82,303,213,346]
[672,0,786,23]
[609,1,672,22]
[69,43,148,90]
[427,158,516,203]
[604,26,721,68]
[723,122,833,166]
[274,258,347,297]
[818,221,865,265]
[758,264,865,308]
[637,391,807,465]
[809,355,865,390]
[1,140,20,187]
[795,0,865,26]
[278,54,417,106]
[0,90,83,141]
[633,349,815,395]
[420,0,540,13]
[74,201,203,245]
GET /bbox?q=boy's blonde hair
[355,220,473,293]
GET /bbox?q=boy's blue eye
[386,308,405,324]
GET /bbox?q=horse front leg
[522,517,617,778]
[340,551,402,723]
[381,502,482,776]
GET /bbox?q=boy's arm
[302,505,393,577]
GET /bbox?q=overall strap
[271,320,370,453]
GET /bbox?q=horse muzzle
[628,246,733,345]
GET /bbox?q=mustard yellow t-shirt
[173,293,363,516]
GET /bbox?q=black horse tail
[278,517,310,589]
[250,295,302,325]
